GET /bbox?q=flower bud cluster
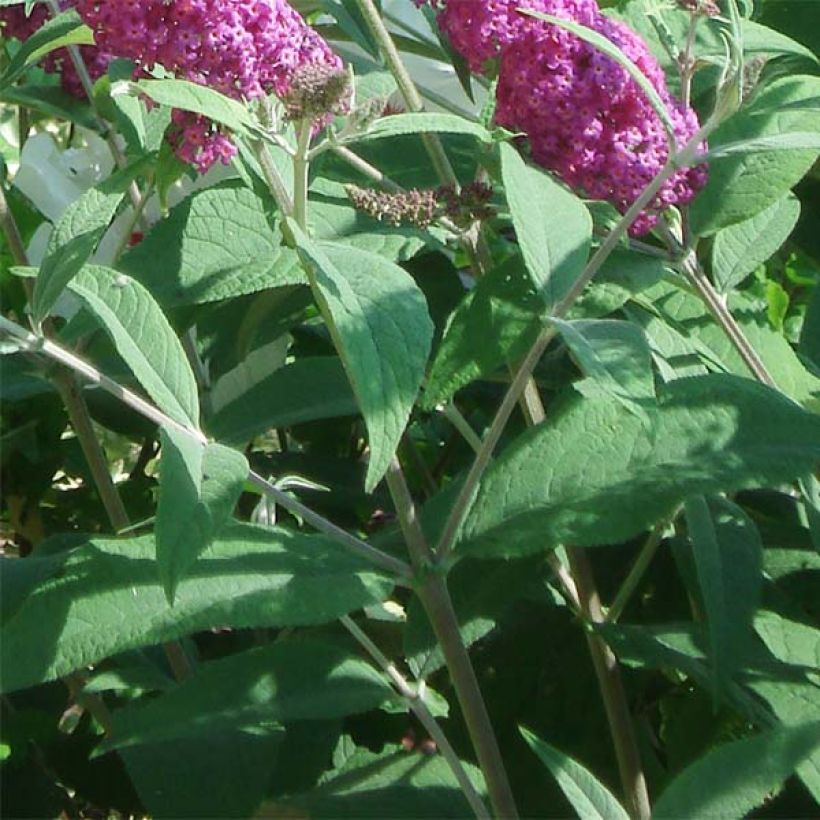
[346,185,438,229]
[416,0,707,234]
[73,0,342,171]
[0,2,110,98]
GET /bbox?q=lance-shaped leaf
[460,374,820,557]
[520,727,629,820]
[98,640,394,753]
[653,722,820,819]
[500,142,592,310]
[156,427,248,604]
[291,228,433,491]
[69,265,200,428]
[683,495,763,702]
[0,523,393,693]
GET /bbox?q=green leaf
[551,318,656,421]
[422,256,543,409]
[347,112,493,146]
[281,744,487,818]
[128,78,260,140]
[156,427,247,604]
[759,0,820,59]
[519,726,629,820]
[711,194,801,292]
[32,182,127,322]
[799,285,820,371]
[291,230,433,491]
[0,9,93,92]
[653,722,820,819]
[69,265,200,428]
[460,375,820,558]
[500,143,592,309]
[0,522,392,692]
[121,729,283,820]
[119,181,305,306]
[690,75,820,235]
[683,496,763,701]
[754,612,820,671]
[208,357,358,446]
[99,640,394,753]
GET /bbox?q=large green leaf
[711,194,801,292]
[292,231,433,491]
[500,142,592,309]
[99,640,394,753]
[422,256,543,409]
[683,496,763,701]
[346,112,493,146]
[280,744,487,818]
[119,182,305,306]
[460,375,820,558]
[156,427,248,603]
[690,75,820,235]
[208,356,358,445]
[653,723,820,819]
[0,523,392,692]
[519,727,629,820]
[69,265,200,428]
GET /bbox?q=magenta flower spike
[417,0,707,234]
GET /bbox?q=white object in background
[13,129,115,223]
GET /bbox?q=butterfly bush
[417,0,707,234]
[72,0,342,171]
[0,2,111,98]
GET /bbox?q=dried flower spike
[346,185,438,230]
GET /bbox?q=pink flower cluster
[74,0,342,172]
[418,0,706,234]
[0,2,110,98]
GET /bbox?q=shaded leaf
[0,523,392,692]
[460,375,820,558]
[519,726,629,820]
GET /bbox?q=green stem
[384,460,519,819]
[353,0,458,188]
[607,515,676,625]
[294,121,312,230]
[566,552,651,820]
[1,186,130,533]
[340,615,491,820]
[251,139,294,216]
[0,315,414,582]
